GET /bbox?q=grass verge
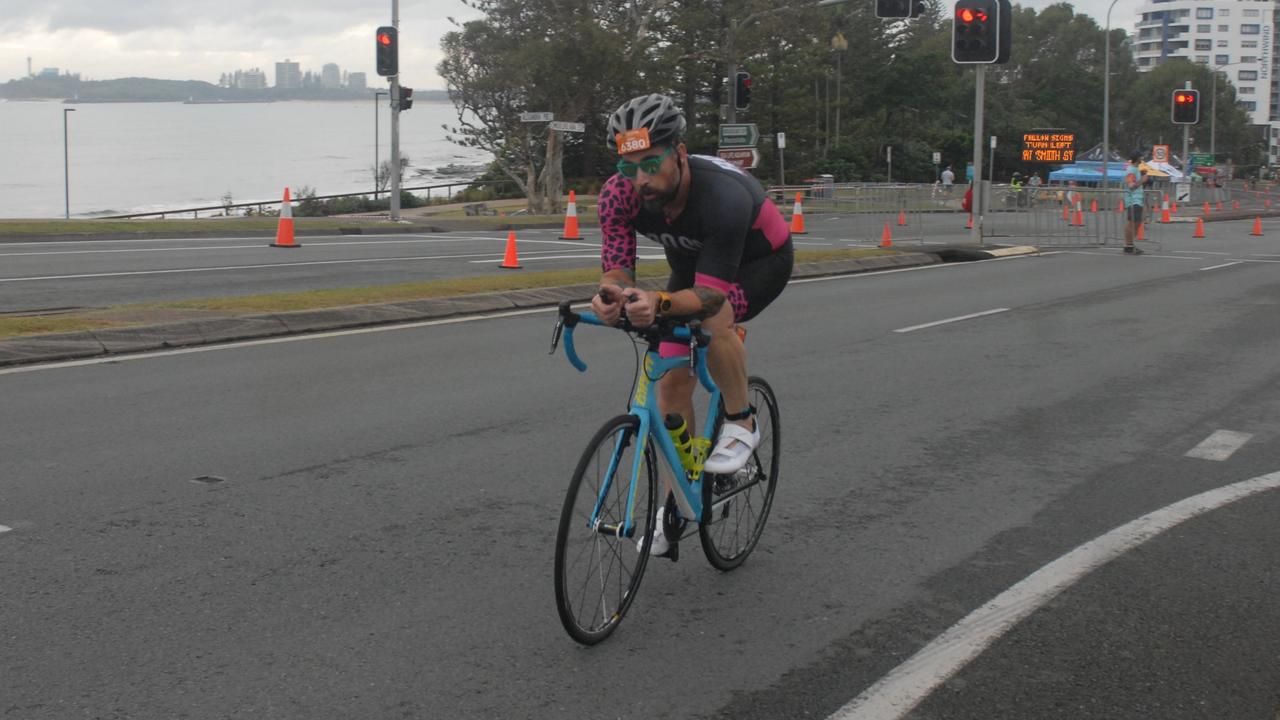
[0,248,893,339]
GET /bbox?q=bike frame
[556,307,720,539]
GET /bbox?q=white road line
[0,306,557,375]
[0,249,585,283]
[1199,261,1243,271]
[468,252,663,264]
[828,470,1280,720]
[1185,429,1254,461]
[0,237,600,257]
[1172,250,1231,255]
[0,525,11,534]
[794,241,835,246]
[893,308,1009,333]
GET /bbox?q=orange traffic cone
[1172,201,1178,213]
[879,223,894,248]
[1090,199,1098,213]
[1193,217,1206,238]
[1232,200,1240,210]
[270,187,299,248]
[1203,202,1212,215]
[1062,205,1070,222]
[560,190,581,240]
[1161,206,1171,223]
[499,230,522,269]
[1251,217,1264,236]
[789,192,807,235]
[965,214,973,229]
[1072,208,1084,226]
[1136,222,1146,241]
[897,209,907,226]
[1117,200,1124,214]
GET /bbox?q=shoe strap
[723,404,756,422]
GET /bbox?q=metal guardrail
[98,179,518,220]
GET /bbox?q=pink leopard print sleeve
[597,173,640,274]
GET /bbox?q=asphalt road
[3,245,1279,719]
[0,212,998,310]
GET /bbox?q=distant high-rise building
[240,68,267,90]
[321,63,341,88]
[347,72,367,90]
[274,59,302,89]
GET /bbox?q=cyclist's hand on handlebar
[592,284,625,326]
[623,290,657,327]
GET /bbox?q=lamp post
[63,108,76,219]
[1102,0,1120,191]
[374,90,389,199]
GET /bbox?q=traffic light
[952,0,1001,64]
[735,71,752,111]
[1171,89,1200,124]
[376,26,398,77]
[397,86,414,111]
[877,0,926,18]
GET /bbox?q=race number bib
[615,128,652,155]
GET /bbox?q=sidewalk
[0,247,1038,368]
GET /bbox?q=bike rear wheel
[554,415,658,645]
[700,376,781,570]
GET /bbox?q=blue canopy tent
[1047,161,1131,184]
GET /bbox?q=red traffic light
[957,8,987,22]
[1175,92,1193,103]
[378,32,393,46]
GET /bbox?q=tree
[438,0,667,214]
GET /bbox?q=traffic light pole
[1182,80,1191,177]
[970,65,985,244]
[389,0,401,221]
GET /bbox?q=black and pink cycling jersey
[598,154,793,322]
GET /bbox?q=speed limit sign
[1152,145,1169,163]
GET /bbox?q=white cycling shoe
[638,506,672,556]
[703,420,760,475]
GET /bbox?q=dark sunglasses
[616,145,674,178]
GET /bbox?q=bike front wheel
[554,414,658,645]
[700,376,781,571]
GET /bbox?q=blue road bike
[550,300,781,645]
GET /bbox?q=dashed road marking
[1185,429,1254,461]
[1199,261,1243,271]
[0,525,11,534]
[828,470,1280,720]
[894,308,1010,333]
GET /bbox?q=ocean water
[0,99,491,218]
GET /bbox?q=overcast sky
[1,0,1128,90]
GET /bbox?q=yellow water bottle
[664,413,695,470]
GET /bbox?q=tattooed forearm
[693,286,726,316]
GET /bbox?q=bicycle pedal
[656,541,679,562]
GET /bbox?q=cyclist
[590,93,793,553]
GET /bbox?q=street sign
[1152,144,1169,163]
[520,112,553,122]
[777,132,786,149]
[1175,182,1191,203]
[1020,131,1076,163]
[1190,152,1215,166]
[549,121,585,132]
[716,147,760,169]
[718,123,759,148]
[932,151,942,165]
